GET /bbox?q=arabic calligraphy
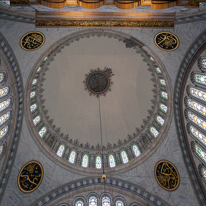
[155,160,179,191]
[18,161,43,193]
[154,32,179,51]
[20,32,45,51]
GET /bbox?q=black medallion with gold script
[154,32,179,51]
[20,32,45,51]
[155,160,180,191]
[18,161,43,193]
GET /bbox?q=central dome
[42,36,153,148]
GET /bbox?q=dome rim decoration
[25,29,173,175]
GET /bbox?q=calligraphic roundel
[20,31,45,51]
[155,160,180,191]
[154,32,179,51]
[18,161,43,193]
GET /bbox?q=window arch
[0,72,5,83]
[0,111,11,126]
[69,150,76,163]
[32,78,38,85]
[187,98,206,116]
[198,57,206,70]
[30,91,36,99]
[115,200,124,206]
[0,86,9,99]
[108,154,116,168]
[194,74,206,86]
[156,115,164,126]
[0,98,11,112]
[95,155,102,169]
[132,144,141,157]
[121,150,129,164]
[194,143,206,163]
[82,154,89,168]
[57,144,65,157]
[189,87,206,102]
[188,111,206,131]
[189,125,206,146]
[89,196,98,206]
[150,126,159,138]
[0,125,9,141]
[33,115,41,126]
[159,103,167,113]
[75,200,84,206]
[30,103,37,113]
[159,79,166,86]
[102,195,111,206]
[39,126,47,138]
[161,91,168,99]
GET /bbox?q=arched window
[75,200,84,206]
[0,111,10,126]
[159,103,167,113]
[159,79,166,86]
[156,115,164,126]
[195,74,206,85]
[190,87,206,102]
[198,57,206,70]
[188,98,206,116]
[32,79,38,85]
[0,98,11,112]
[115,200,124,206]
[161,91,168,99]
[95,155,102,169]
[150,126,159,138]
[57,145,65,157]
[102,196,111,206]
[190,125,206,146]
[0,145,3,155]
[39,126,47,138]
[82,154,89,168]
[156,67,162,74]
[30,91,36,99]
[195,144,206,163]
[33,115,41,126]
[30,103,37,113]
[188,111,206,131]
[0,72,5,83]
[109,154,116,168]
[121,150,129,163]
[89,196,97,206]
[202,166,206,179]
[0,86,9,98]
[69,150,76,163]
[132,144,141,157]
[0,125,9,140]
[37,67,41,73]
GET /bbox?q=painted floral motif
[188,112,206,131]
[132,144,141,157]
[69,150,76,163]
[156,115,164,126]
[188,99,206,116]
[30,91,36,99]
[195,145,206,163]
[82,154,89,168]
[96,155,102,169]
[30,103,37,113]
[0,111,10,126]
[33,115,41,125]
[57,145,65,157]
[159,103,167,113]
[161,91,168,99]
[109,154,116,168]
[190,87,206,102]
[89,196,97,206]
[0,87,9,98]
[150,126,159,138]
[121,150,129,163]
[0,98,11,112]
[0,126,8,140]
[160,79,166,86]
[39,126,47,138]
[190,126,206,146]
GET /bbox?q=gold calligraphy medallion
[154,32,179,51]
[20,32,45,51]
[155,160,180,191]
[18,161,43,193]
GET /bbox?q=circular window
[25,30,172,175]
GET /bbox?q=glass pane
[30,91,36,99]
[160,79,166,86]
[89,196,97,206]
[159,103,167,113]
[69,150,76,163]
[156,67,162,73]
[96,155,102,169]
[195,145,206,163]
[0,111,10,126]
[190,87,206,102]
[0,98,11,112]
[121,151,129,163]
[190,126,206,146]
[188,99,206,116]
[39,126,47,138]
[75,200,84,206]
[32,79,38,85]
[132,145,141,157]
[0,125,8,140]
[82,154,89,167]
[156,115,164,126]
[161,91,168,99]
[188,112,206,131]
[57,145,65,157]
[0,73,5,83]
[116,200,124,206]
[109,154,116,168]
[0,87,9,98]
[150,126,159,138]
[30,103,37,113]
[102,197,111,206]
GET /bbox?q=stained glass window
[0,125,8,140]
[116,200,124,206]
[202,167,206,179]
[150,57,155,62]
[0,145,3,155]
[82,154,89,168]
[30,91,36,99]
[33,115,41,125]
[190,87,206,102]
[156,67,162,74]
[75,200,84,206]
[161,91,168,99]
[0,111,10,126]
[32,79,38,85]
[44,57,48,61]
[188,99,206,116]
[0,73,5,83]
[190,126,206,146]
[160,79,166,86]
[57,145,65,157]
[188,112,206,131]
[96,155,102,169]
[102,196,111,206]
[195,145,206,163]
[159,103,167,113]
[150,126,159,138]
[132,144,141,157]
[195,74,206,86]
[121,150,129,163]
[69,150,76,163]
[39,126,47,138]
[37,67,41,73]
[89,196,97,206]
[199,58,206,69]
[30,103,37,113]
[156,115,164,126]
[0,87,9,98]
[109,154,116,168]
[0,98,11,112]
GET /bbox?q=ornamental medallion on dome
[83,67,114,98]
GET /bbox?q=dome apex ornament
[83,67,114,98]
